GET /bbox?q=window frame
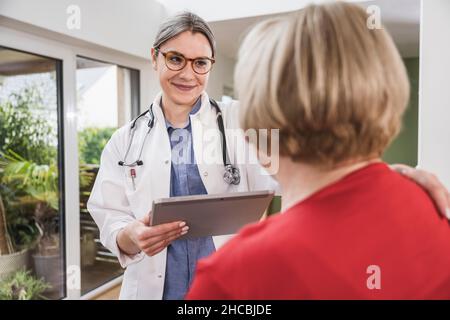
[75,55,140,295]
[0,19,153,299]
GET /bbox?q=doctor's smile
[172,83,197,92]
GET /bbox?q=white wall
[0,0,166,59]
[207,52,235,100]
[155,0,368,22]
[77,66,118,129]
[419,0,450,188]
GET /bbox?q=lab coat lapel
[191,93,229,195]
[135,94,171,299]
[139,93,171,212]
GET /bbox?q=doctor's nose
[177,63,197,80]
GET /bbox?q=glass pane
[76,56,139,295]
[382,57,419,167]
[0,46,65,299]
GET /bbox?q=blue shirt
[162,98,216,300]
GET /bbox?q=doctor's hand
[391,164,450,219]
[117,215,189,257]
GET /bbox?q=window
[76,56,139,295]
[382,57,419,167]
[0,46,65,299]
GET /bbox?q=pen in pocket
[130,168,136,191]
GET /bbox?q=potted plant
[1,152,98,297]
[0,192,32,280]
[0,157,35,280]
[0,269,50,300]
[0,152,63,298]
[0,89,56,281]
[80,231,97,267]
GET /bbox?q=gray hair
[153,11,216,57]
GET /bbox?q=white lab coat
[87,92,279,300]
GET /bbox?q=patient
[186,2,450,299]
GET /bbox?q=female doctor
[87,12,450,300]
[87,12,277,300]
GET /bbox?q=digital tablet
[150,190,275,239]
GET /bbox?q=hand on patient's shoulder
[390,164,450,219]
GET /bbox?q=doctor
[88,12,450,300]
[87,12,277,300]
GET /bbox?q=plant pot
[0,249,30,280]
[32,254,64,299]
[80,233,97,267]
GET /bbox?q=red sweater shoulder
[187,163,450,299]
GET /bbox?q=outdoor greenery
[1,151,59,254]
[1,71,116,299]
[78,127,115,165]
[0,85,112,254]
[0,87,57,165]
[0,86,57,251]
[0,269,50,300]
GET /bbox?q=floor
[81,260,123,296]
[92,283,121,300]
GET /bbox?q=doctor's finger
[144,232,185,256]
[139,214,151,226]
[447,192,450,219]
[391,164,450,218]
[140,227,187,250]
[409,171,449,218]
[145,221,187,238]
[144,229,188,254]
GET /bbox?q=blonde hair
[235,2,410,167]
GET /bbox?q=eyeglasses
[155,49,215,75]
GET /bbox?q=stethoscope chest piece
[223,164,240,185]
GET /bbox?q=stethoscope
[118,99,240,185]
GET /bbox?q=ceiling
[208,0,420,60]
[0,47,56,76]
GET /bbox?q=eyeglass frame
[154,48,215,75]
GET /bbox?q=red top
[187,163,450,299]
